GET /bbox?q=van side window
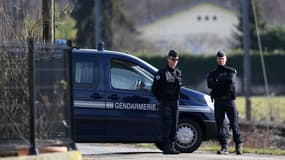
[74,61,99,88]
[110,59,153,91]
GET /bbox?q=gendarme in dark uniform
[152,50,182,154]
[207,50,243,155]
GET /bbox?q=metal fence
[0,40,74,154]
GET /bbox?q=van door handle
[108,94,120,100]
[90,93,103,99]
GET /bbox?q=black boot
[162,141,180,154]
[171,142,180,154]
[217,145,229,155]
[236,144,243,155]
[163,148,180,154]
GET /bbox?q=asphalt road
[77,143,285,160]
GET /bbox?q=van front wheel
[175,119,203,153]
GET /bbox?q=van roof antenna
[98,42,104,51]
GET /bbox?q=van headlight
[204,95,214,111]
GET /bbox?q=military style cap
[216,50,226,57]
[168,50,178,58]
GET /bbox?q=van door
[106,58,160,140]
[73,54,106,141]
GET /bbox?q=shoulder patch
[155,75,160,80]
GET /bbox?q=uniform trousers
[159,100,179,148]
[214,100,242,147]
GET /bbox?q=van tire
[155,119,203,153]
[175,119,203,153]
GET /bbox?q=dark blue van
[72,45,217,153]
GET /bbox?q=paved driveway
[78,143,285,160]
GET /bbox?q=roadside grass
[134,143,285,155]
[199,142,285,155]
[235,96,285,122]
[134,143,156,149]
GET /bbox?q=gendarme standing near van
[152,50,182,154]
[207,50,243,155]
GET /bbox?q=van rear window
[74,61,99,88]
[75,62,93,83]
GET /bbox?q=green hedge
[138,52,285,86]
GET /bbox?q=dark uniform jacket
[152,66,182,101]
[207,65,237,100]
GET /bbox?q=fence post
[27,37,38,155]
[66,40,77,150]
